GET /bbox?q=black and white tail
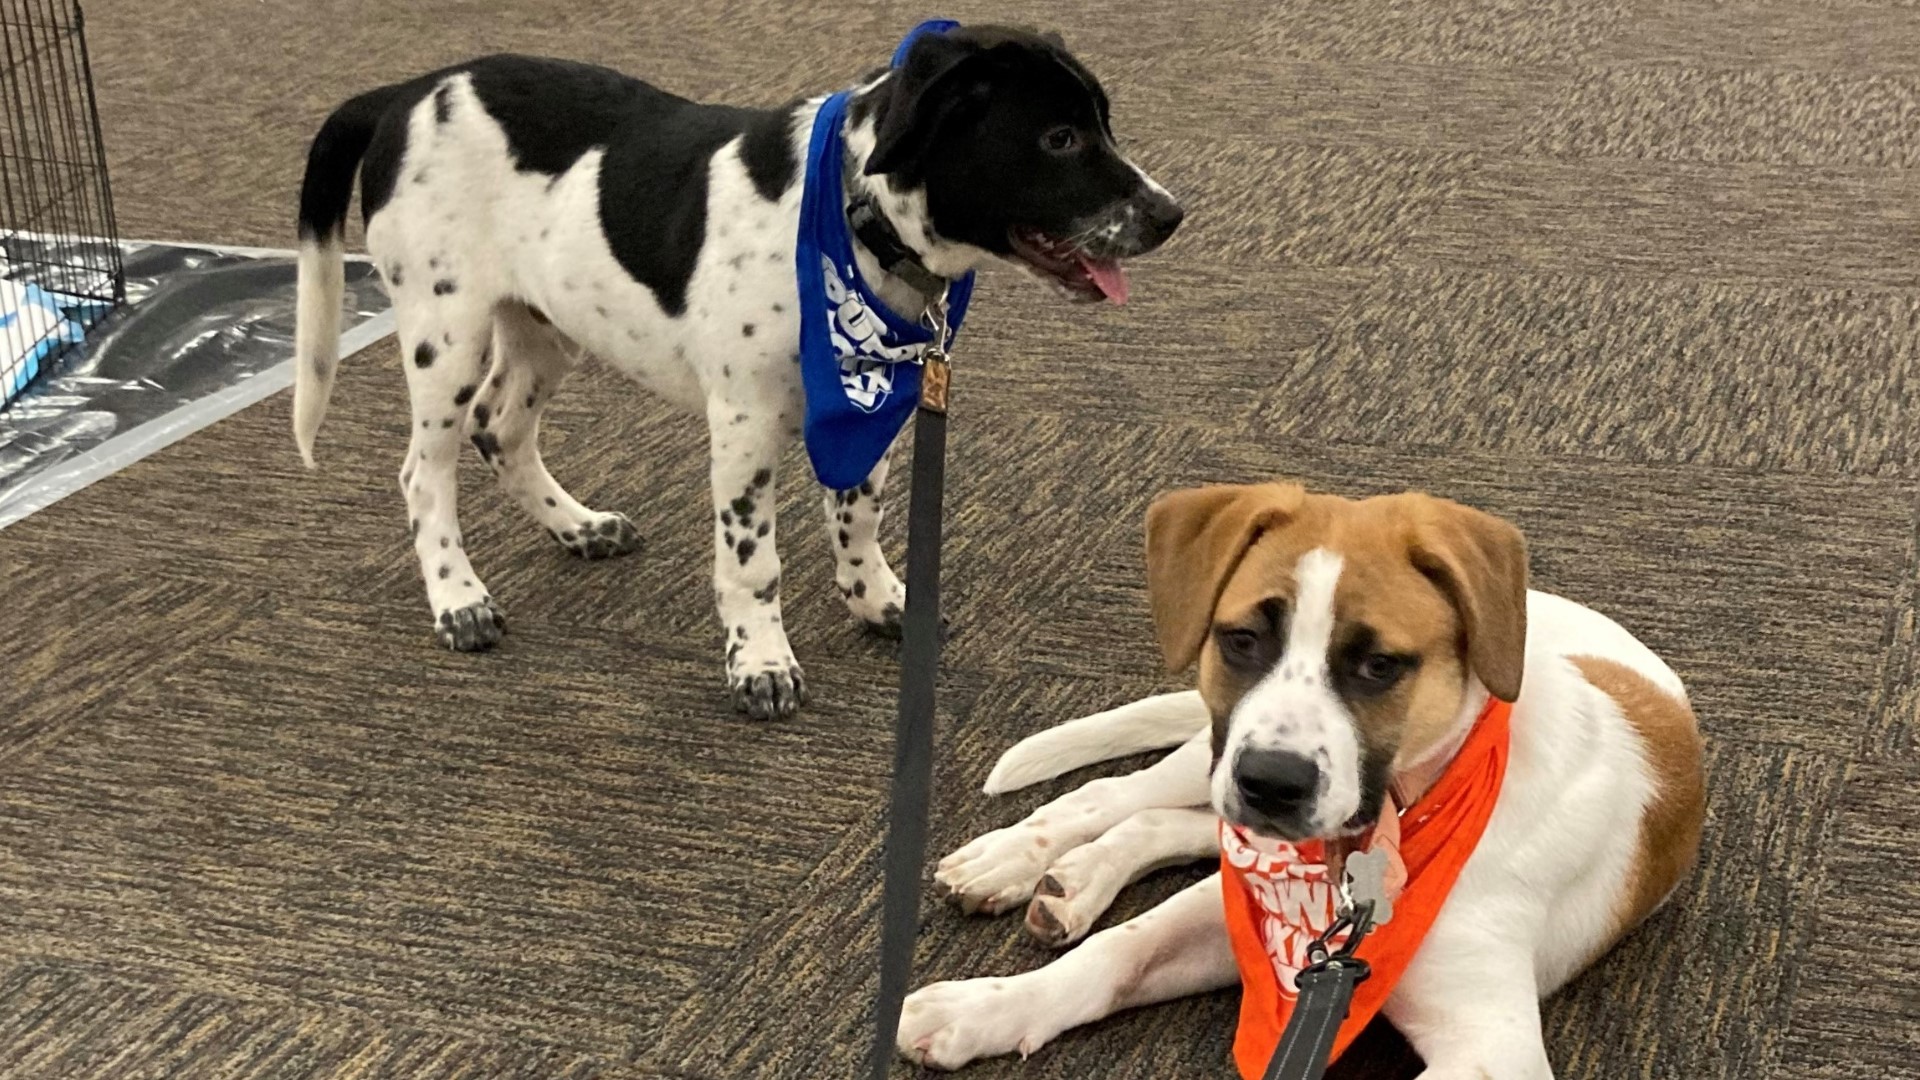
[981,690,1209,795]
[292,86,401,467]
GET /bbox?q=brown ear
[1144,482,1304,672]
[1405,496,1530,701]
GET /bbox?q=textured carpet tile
[1248,270,1920,475]
[1397,157,1920,289]
[1865,542,1919,760]
[1773,762,1920,1080]
[1253,0,1632,66]
[1518,67,1920,168]
[0,964,621,1080]
[1594,1,1920,78]
[0,565,270,765]
[0,600,910,1053]
[2,0,1918,1077]
[1137,141,1480,267]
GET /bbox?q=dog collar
[845,187,952,302]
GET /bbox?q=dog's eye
[1041,126,1080,153]
[1215,627,1264,666]
[1354,653,1409,687]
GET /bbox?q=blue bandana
[794,19,976,492]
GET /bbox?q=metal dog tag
[1342,848,1394,928]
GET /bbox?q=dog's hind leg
[823,451,908,633]
[1023,806,1219,948]
[394,281,504,651]
[473,303,640,558]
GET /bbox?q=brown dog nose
[1236,749,1320,819]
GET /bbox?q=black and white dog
[292,26,1181,719]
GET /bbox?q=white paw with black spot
[552,513,640,559]
[896,978,1055,1070]
[435,598,506,651]
[725,644,806,721]
[932,822,1058,915]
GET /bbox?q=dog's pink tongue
[1076,254,1130,305]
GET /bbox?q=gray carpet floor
[0,0,1916,1077]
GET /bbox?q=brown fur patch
[1573,656,1706,934]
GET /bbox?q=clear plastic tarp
[0,238,391,527]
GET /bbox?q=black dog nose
[1136,187,1184,245]
[1235,750,1320,818]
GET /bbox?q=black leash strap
[1262,903,1376,1080]
[1262,961,1368,1080]
[864,325,953,1080]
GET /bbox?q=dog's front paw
[554,512,641,560]
[897,978,1058,1070]
[932,822,1059,915]
[435,598,506,651]
[728,662,807,721]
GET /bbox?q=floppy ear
[1404,496,1530,702]
[1145,482,1304,673]
[865,34,988,177]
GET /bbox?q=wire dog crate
[0,0,121,408]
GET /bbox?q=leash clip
[1302,899,1376,978]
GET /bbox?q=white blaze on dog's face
[1144,483,1529,842]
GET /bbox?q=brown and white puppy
[897,482,1706,1080]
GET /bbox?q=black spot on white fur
[414,341,436,367]
[471,431,501,462]
[434,279,456,295]
[433,83,453,124]
[454,384,477,406]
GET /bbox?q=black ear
[1044,45,1112,137]
[865,33,988,177]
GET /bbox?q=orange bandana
[1219,697,1513,1079]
